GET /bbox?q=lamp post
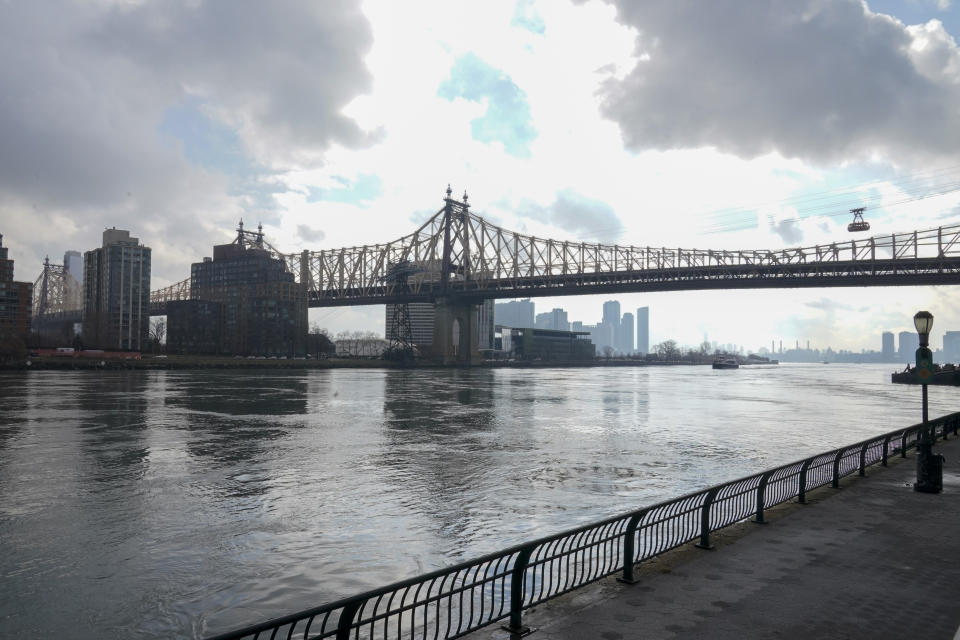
[913,310,941,493]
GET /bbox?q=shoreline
[0,356,732,371]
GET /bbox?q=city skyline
[3,1,960,351]
[494,296,960,358]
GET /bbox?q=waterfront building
[898,331,919,363]
[882,331,894,361]
[167,224,306,356]
[498,326,594,361]
[944,331,960,363]
[636,306,649,355]
[82,228,151,351]
[494,299,535,328]
[0,233,33,344]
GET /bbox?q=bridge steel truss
[149,193,960,312]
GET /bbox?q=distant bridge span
[150,189,960,313]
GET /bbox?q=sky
[2,0,960,353]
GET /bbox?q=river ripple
[0,364,949,638]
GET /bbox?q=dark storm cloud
[0,1,373,282]
[94,0,375,155]
[515,190,624,243]
[596,0,960,163]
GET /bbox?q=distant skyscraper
[620,312,635,353]
[602,300,621,327]
[63,250,83,310]
[881,331,895,361]
[83,228,151,351]
[535,308,570,331]
[495,299,535,328]
[636,306,649,355]
[898,331,919,362]
[943,331,960,363]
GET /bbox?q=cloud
[770,218,804,245]
[438,54,537,157]
[805,298,855,311]
[515,190,624,243]
[0,0,374,283]
[296,225,326,244]
[596,1,960,164]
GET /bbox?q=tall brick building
[0,233,33,345]
[167,223,307,356]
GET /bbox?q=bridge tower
[432,186,482,365]
[33,256,66,318]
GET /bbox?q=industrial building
[167,223,307,356]
[0,233,33,345]
[497,326,594,361]
[82,228,151,351]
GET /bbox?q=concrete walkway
[478,435,960,640]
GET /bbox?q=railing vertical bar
[797,459,812,504]
[696,489,719,550]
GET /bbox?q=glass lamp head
[913,310,934,346]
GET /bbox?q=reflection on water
[0,364,951,639]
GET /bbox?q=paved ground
[476,435,960,640]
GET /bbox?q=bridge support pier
[431,298,481,366]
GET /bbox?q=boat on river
[712,358,739,370]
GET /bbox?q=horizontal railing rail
[206,412,960,640]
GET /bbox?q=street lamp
[912,310,941,493]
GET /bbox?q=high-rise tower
[82,228,151,351]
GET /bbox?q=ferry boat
[712,358,739,370]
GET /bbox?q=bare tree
[654,339,681,361]
[149,318,166,353]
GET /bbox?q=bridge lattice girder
[33,258,82,318]
[148,194,960,312]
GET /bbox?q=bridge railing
[205,411,960,640]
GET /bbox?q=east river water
[0,364,952,638]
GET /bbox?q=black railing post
[858,442,869,476]
[797,459,812,504]
[618,511,646,584]
[696,488,720,550]
[501,545,535,636]
[753,472,772,524]
[901,431,908,458]
[832,449,844,488]
[882,434,890,467]
[335,600,363,640]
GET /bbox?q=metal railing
[206,412,960,640]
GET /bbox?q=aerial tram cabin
[847,207,870,232]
